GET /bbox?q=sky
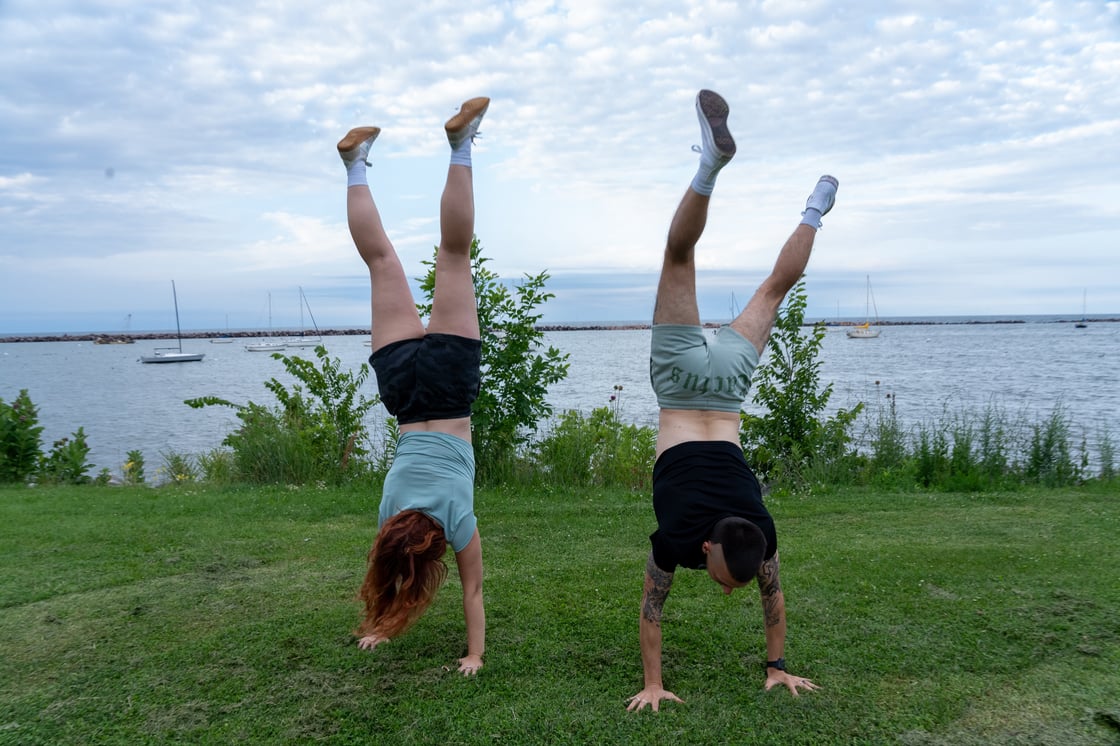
[1,0,1118,335]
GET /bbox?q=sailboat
[210,314,234,343]
[847,275,881,339]
[1074,289,1088,329]
[245,293,287,352]
[140,282,205,363]
[285,287,323,348]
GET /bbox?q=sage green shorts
[649,324,759,413]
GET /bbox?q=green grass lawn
[1,481,1118,745]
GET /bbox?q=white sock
[450,139,473,168]
[346,158,368,188]
[800,207,823,230]
[690,155,722,196]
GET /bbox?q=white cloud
[0,0,1118,333]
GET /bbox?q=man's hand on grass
[764,668,819,696]
[627,684,683,712]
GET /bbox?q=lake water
[1,320,1117,477]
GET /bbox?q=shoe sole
[445,97,491,134]
[337,126,380,154]
[697,89,735,158]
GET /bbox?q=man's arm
[757,551,819,695]
[454,529,485,675]
[627,552,683,711]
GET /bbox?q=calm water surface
[1,321,1116,476]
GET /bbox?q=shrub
[533,386,655,490]
[0,389,44,484]
[186,345,379,485]
[739,280,861,489]
[38,427,94,485]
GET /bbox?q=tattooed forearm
[757,553,783,628]
[641,553,673,625]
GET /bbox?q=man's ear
[702,540,712,555]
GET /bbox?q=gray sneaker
[804,175,839,216]
[445,97,490,148]
[338,126,381,166]
[695,89,735,164]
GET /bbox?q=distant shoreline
[2,318,1116,344]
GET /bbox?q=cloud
[1,0,1118,333]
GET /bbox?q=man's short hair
[710,517,767,583]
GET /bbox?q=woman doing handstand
[339,95,490,675]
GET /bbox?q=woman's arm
[454,528,485,675]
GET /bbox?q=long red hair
[356,510,448,640]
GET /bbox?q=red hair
[356,510,448,640]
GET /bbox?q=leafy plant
[417,238,570,482]
[122,449,146,485]
[186,345,379,484]
[739,280,862,488]
[0,389,44,484]
[38,427,93,485]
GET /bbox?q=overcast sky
[1,0,1118,334]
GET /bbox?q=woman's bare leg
[428,98,489,341]
[339,127,425,351]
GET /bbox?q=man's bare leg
[339,127,425,351]
[428,97,489,341]
[653,189,707,326]
[653,90,736,327]
[730,176,839,353]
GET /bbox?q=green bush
[38,427,94,485]
[739,280,861,489]
[533,387,655,490]
[417,238,570,483]
[0,389,44,484]
[186,345,379,485]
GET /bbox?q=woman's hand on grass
[764,668,819,696]
[457,654,483,676]
[626,684,683,712]
[357,634,388,651]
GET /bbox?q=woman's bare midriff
[656,408,740,457]
[400,416,472,443]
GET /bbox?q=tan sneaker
[445,97,490,148]
[337,126,381,166]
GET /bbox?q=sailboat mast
[171,280,184,352]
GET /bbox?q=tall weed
[533,387,654,490]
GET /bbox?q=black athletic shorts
[369,333,481,424]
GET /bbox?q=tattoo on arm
[757,553,783,628]
[642,553,674,626]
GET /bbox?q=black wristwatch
[766,658,786,671]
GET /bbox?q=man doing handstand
[628,89,837,712]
